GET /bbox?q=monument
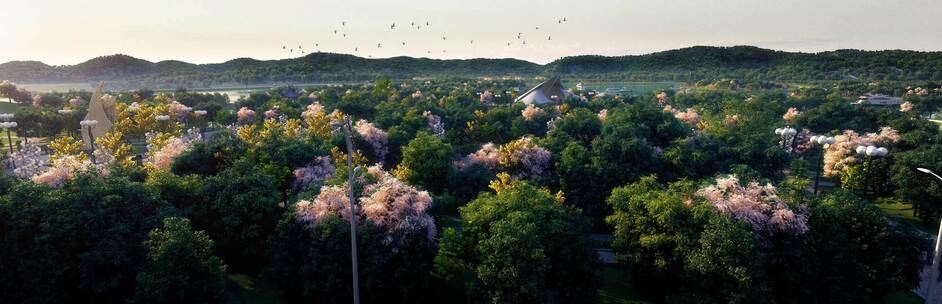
[81,83,116,149]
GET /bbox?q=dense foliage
[0,74,939,303]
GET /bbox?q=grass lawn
[597,266,658,304]
[0,101,22,113]
[883,291,924,304]
[876,201,935,235]
[228,274,281,304]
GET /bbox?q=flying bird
[343,33,347,37]
[442,36,446,40]
[378,43,382,48]
[426,21,430,26]
[282,45,286,49]
[334,30,338,34]
[390,23,396,29]
[402,42,406,46]
[548,36,552,40]
[470,40,474,44]
[342,21,346,26]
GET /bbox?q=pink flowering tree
[272,166,437,301]
[782,107,801,122]
[236,107,256,125]
[673,108,703,129]
[823,127,901,177]
[168,100,192,121]
[144,128,202,171]
[521,104,545,121]
[423,111,445,138]
[355,119,388,162]
[480,90,494,104]
[900,101,913,113]
[460,142,500,170]
[9,140,48,179]
[292,156,335,192]
[697,175,809,240]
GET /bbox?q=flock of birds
[280,17,570,58]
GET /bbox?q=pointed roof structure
[515,76,568,105]
[81,83,115,148]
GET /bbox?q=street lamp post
[341,116,361,304]
[855,145,889,194]
[80,120,99,163]
[809,135,835,194]
[775,126,798,154]
[917,168,942,304]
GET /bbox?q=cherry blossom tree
[292,156,335,192]
[521,104,545,121]
[236,107,256,125]
[900,101,913,113]
[423,111,445,138]
[697,175,809,239]
[823,127,900,177]
[782,107,801,122]
[355,119,388,161]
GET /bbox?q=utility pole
[342,116,361,304]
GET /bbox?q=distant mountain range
[2,46,941,89]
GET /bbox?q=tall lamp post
[855,145,889,193]
[809,135,835,194]
[341,116,361,304]
[775,126,798,154]
[918,167,942,304]
[80,120,98,163]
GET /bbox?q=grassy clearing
[597,266,658,304]
[0,101,22,113]
[883,291,923,304]
[228,274,280,304]
[876,200,935,235]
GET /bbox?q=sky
[2,0,940,65]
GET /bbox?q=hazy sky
[2,0,940,65]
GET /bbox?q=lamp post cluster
[809,135,835,194]
[775,126,798,153]
[855,145,889,194]
[80,120,98,163]
[0,113,16,155]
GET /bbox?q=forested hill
[546,46,942,82]
[3,46,942,88]
[0,53,543,88]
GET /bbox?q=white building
[856,93,903,106]
[515,76,570,105]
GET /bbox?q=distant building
[515,76,569,105]
[855,93,903,106]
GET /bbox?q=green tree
[397,131,453,193]
[133,217,233,304]
[435,180,598,303]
